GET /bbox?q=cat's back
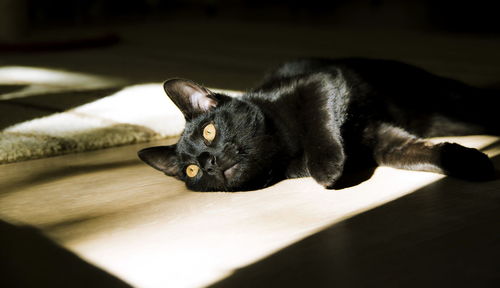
[245,57,449,133]
[254,57,435,91]
[249,57,444,109]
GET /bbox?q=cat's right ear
[138,145,180,177]
[163,78,224,120]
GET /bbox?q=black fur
[138,58,499,191]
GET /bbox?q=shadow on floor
[0,159,142,198]
[0,220,131,288]
[0,85,28,94]
[209,155,500,288]
[332,166,376,189]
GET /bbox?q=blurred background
[2,0,500,90]
[4,0,500,33]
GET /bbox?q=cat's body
[139,58,498,191]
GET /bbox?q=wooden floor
[1,18,500,288]
[1,136,499,287]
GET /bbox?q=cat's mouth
[223,163,240,181]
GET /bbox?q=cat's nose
[198,152,217,173]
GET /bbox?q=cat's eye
[186,164,199,178]
[203,123,216,142]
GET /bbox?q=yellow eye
[186,164,199,178]
[203,123,216,142]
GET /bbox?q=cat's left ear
[138,145,180,177]
[163,78,229,120]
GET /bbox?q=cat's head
[138,79,279,191]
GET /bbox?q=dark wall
[25,0,500,34]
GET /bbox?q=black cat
[138,58,498,191]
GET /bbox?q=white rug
[0,67,242,164]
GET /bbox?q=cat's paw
[307,156,344,189]
[439,142,495,181]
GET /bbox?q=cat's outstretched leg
[297,73,347,188]
[371,123,495,181]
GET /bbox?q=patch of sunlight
[0,65,124,100]
[66,171,444,288]
[61,135,499,288]
[429,135,500,157]
[5,83,185,137]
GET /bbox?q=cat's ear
[163,78,227,120]
[138,145,180,177]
